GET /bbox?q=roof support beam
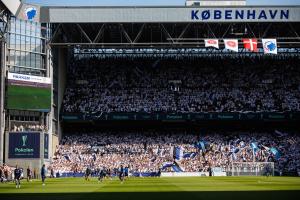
[120,24,132,44]
[246,23,257,38]
[133,24,145,43]
[161,24,174,44]
[76,24,92,43]
[93,24,105,43]
[178,23,191,39]
[221,23,232,38]
[288,23,300,38]
[262,23,272,38]
[48,23,61,44]
[206,23,217,38]
[48,22,300,49]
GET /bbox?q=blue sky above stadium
[25,0,300,6]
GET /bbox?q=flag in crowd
[204,38,277,54]
[162,162,173,170]
[251,142,259,151]
[232,152,237,160]
[261,145,270,151]
[250,142,259,161]
[195,140,206,153]
[183,152,197,159]
[175,146,184,160]
[270,147,281,160]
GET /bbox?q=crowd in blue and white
[50,131,300,176]
[62,57,300,113]
[0,164,12,182]
[11,123,47,132]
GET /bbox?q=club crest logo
[24,7,37,20]
[264,41,277,52]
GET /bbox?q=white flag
[262,39,277,54]
[224,39,239,52]
[205,39,219,49]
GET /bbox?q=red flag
[243,38,258,52]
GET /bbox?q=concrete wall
[1,18,53,168]
[57,48,67,140]
[0,41,6,165]
[41,6,300,23]
[52,134,58,156]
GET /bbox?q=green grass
[7,85,51,110]
[0,177,299,200]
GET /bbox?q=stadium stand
[62,56,300,114]
[0,164,12,182]
[10,124,47,132]
[50,130,300,176]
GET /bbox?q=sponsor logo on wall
[9,132,40,158]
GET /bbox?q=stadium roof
[40,6,300,23]
[1,1,300,23]
[2,2,299,48]
[39,5,300,49]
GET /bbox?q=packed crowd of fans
[50,130,300,175]
[62,57,300,114]
[11,123,47,132]
[0,164,13,182]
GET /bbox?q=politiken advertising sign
[8,73,51,84]
[8,132,40,159]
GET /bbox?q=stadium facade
[0,0,300,172]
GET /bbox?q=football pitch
[0,177,300,200]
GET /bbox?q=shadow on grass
[1,191,300,200]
